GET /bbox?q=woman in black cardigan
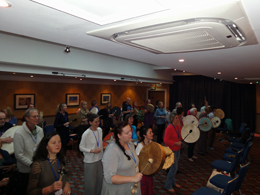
[54,103,70,155]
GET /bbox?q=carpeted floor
[66,133,260,195]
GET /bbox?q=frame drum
[199,117,212,131]
[139,142,165,176]
[1,125,21,155]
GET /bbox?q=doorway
[148,90,166,109]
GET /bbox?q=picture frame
[66,93,80,107]
[14,94,35,110]
[100,93,111,105]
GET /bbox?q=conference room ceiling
[0,0,260,84]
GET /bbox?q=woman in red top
[164,113,182,193]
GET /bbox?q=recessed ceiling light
[140,81,142,83]
[75,77,77,78]
[234,77,238,80]
[179,59,184,62]
[0,0,11,7]
[217,72,221,75]
[80,78,82,80]
[174,69,177,71]
[30,75,34,77]
[13,73,16,74]
[114,79,116,81]
[160,83,162,84]
[183,70,185,72]
[250,82,252,84]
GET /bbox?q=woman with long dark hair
[124,114,138,142]
[101,122,142,195]
[135,126,154,195]
[27,132,71,195]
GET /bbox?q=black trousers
[19,172,30,195]
[188,143,195,158]
[157,124,165,144]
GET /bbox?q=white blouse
[79,127,103,163]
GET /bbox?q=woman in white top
[79,113,103,195]
[135,126,154,195]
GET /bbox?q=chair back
[243,132,254,146]
[225,119,233,131]
[239,123,247,134]
[222,174,239,195]
[229,148,244,173]
[240,142,253,164]
[44,125,55,135]
[235,162,250,191]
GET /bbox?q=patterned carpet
[66,134,260,195]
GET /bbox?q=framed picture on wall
[101,93,111,105]
[66,93,80,107]
[14,94,35,110]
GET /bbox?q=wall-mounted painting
[66,93,80,107]
[101,93,111,105]
[14,94,35,110]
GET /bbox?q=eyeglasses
[30,115,39,119]
[0,118,6,121]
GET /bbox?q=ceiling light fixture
[174,69,177,71]
[235,77,238,80]
[13,72,16,74]
[64,46,70,53]
[183,70,185,72]
[114,79,116,81]
[250,82,252,84]
[218,72,221,74]
[31,75,34,77]
[80,78,82,80]
[0,0,11,7]
[52,72,86,77]
[179,59,184,62]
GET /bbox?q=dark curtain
[169,75,256,131]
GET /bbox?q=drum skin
[183,115,199,127]
[139,142,165,176]
[199,117,212,132]
[69,114,82,127]
[1,125,21,155]
[211,116,221,128]
[214,109,225,119]
[181,124,200,143]
[146,104,154,112]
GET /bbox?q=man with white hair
[172,102,182,114]
[13,108,44,195]
[0,112,13,143]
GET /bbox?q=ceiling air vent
[111,18,246,54]
[87,0,258,54]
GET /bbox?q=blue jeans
[165,150,180,190]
